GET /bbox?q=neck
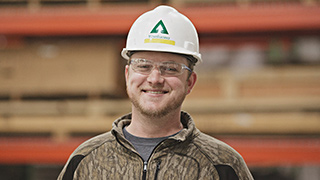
[126,108,183,138]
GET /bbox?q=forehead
[131,51,188,64]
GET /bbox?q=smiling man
[58,5,253,180]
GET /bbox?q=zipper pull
[142,161,148,180]
[143,161,148,172]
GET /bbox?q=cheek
[166,77,188,92]
[126,71,146,89]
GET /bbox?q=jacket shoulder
[193,132,253,179]
[57,132,115,180]
[193,132,242,164]
[71,131,114,157]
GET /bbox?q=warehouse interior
[0,0,320,179]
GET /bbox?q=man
[58,5,253,180]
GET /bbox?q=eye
[134,60,153,71]
[161,63,181,74]
[165,66,178,72]
[137,64,152,69]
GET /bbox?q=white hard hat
[121,5,202,64]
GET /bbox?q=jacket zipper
[142,161,148,180]
[141,138,179,180]
[142,160,161,180]
[154,160,161,180]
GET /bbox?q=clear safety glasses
[129,58,192,77]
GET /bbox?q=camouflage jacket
[58,112,253,180]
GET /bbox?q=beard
[128,91,187,118]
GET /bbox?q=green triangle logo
[150,20,169,35]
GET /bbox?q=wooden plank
[192,112,320,135]
[0,112,319,137]
[0,95,319,116]
[0,116,117,141]
[190,65,320,99]
[0,116,116,133]
[0,100,131,116]
[0,97,319,116]
[183,97,320,113]
[240,82,320,97]
[0,38,121,97]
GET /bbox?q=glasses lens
[130,59,188,76]
[131,59,153,73]
[160,62,182,75]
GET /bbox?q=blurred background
[0,0,320,179]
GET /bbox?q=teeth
[145,91,164,94]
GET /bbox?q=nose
[147,66,164,84]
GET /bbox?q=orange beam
[0,137,86,164]
[0,6,144,36]
[0,4,320,36]
[189,4,320,33]
[0,137,319,166]
[222,137,320,166]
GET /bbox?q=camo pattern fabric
[58,112,254,180]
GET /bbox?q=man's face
[125,51,197,118]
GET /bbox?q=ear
[125,65,129,84]
[186,72,197,95]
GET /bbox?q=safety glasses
[129,58,192,77]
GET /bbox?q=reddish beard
[127,89,187,118]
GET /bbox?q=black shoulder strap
[62,155,85,180]
[214,165,239,180]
